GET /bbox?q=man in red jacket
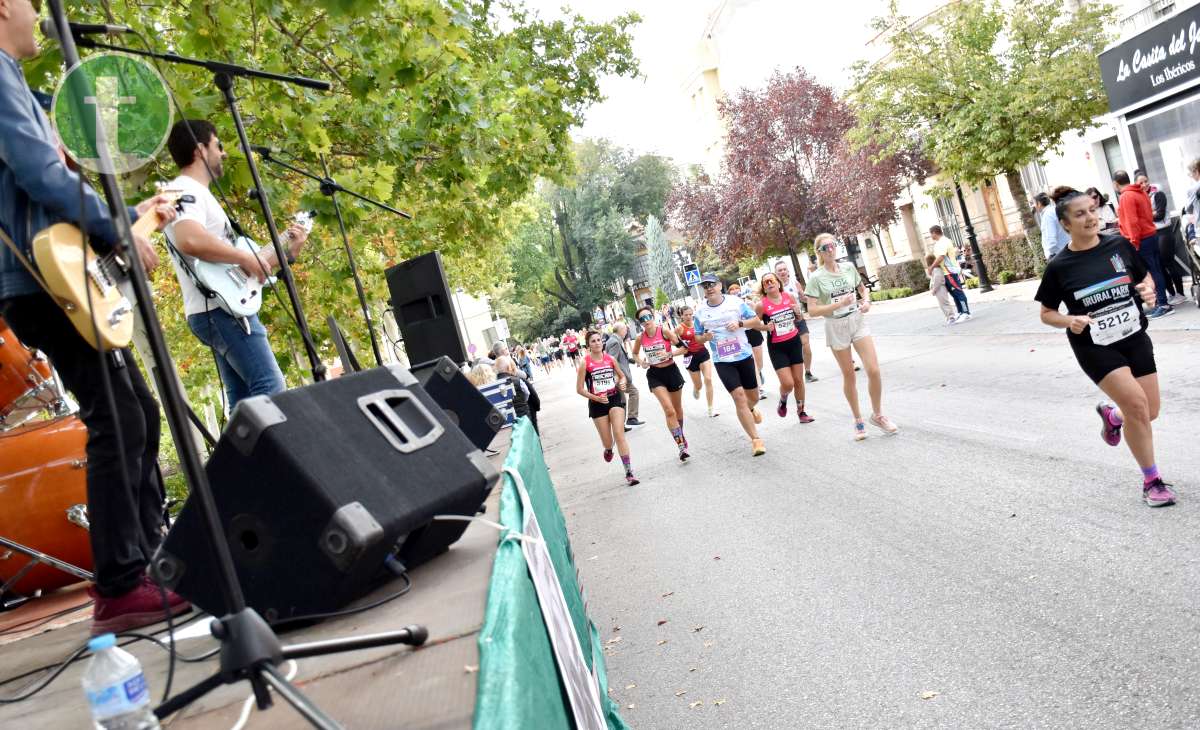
[1115,170,1173,318]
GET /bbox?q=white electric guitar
[187,211,314,318]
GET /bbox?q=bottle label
[86,672,149,718]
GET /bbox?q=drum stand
[0,535,93,611]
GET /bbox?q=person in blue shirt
[0,1,190,634]
[1036,191,1071,260]
[692,273,768,456]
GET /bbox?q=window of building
[1020,161,1048,198]
[1128,95,1200,213]
[1100,137,1125,182]
[933,196,965,248]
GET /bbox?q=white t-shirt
[934,237,961,275]
[164,174,239,317]
[693,295,755,363]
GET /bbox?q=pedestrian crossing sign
[684,268,701,286]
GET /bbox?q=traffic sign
[684,266,701,286]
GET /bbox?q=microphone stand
[74,35,328,383]
[48,13,427,728]
[254,149,413,367]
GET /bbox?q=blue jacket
[0,49,123,301]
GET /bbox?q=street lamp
[953,182,993,293]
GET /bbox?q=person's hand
[860,299,871,314]
[135,194,179,232]
[284,222,309,252]
[594,393,609,404]
[724,320,740,332]
[1068,315,1092,334]
[132,232,158,273]
[767,321,776,334]
[239,249,268,283]
[618,381,627,392]
[637,358,648,369]
[837,294,855,308]
[1135,279,1156,307]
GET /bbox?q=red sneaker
[89,577,192,636]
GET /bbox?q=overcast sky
[521,0,900,165]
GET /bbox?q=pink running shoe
[626,473,640,486]
[603,448,613,463]
[1096,402,1122,447]
[776,399,788,418]
[797,410,815,424]
[869,414,899,435]
[1143,478,1177,507]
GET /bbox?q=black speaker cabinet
[154,366,498,621]
[409,356,504,451]
[385,251,468,365]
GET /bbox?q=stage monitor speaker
[385,251,468,365]
[409,356,505,451]
[153,365,498,622]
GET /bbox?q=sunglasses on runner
[638,314,654,322]
[701,281,719,288]
[819,243,836,252]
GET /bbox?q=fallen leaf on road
[661,591,674,598]
[1010,513,1017,518]
[689,701,704,709]
[627,704,636,709]
[703,641,714,648]
[675,690,687,697]
[464,665,478,674]
[689,667,698,672]
[657,619,668,626]
[712,556,721,561]
[613,625,621,631]
[713,699,726,706]
[587,555,598,561]
[692,625,704,632]
[920,691,939,700]
[606,636,623,645]
[657,639,668,646]
[625,684,636,690]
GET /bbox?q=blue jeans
[945,271,970,315]
[188,309,286,408]
[1137,233,1168,307]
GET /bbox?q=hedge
[874,287,914,301]
[978,234,1043,281]
[877,260,930,291]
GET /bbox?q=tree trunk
[1004,170,1041,252]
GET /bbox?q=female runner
[676,305,719,418]
[631,307,691,461]
[576,330,639,485]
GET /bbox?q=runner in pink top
[576,329,638,485]
[631,307,691,461]
[756,272,814,424]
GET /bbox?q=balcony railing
[1119,0,1178,35]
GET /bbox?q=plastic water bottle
[81,633,161,729]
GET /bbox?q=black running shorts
[683,346,711,372]
[645,362,685,392]
[767,335,804,370]
[1070,330,1156,385]
[715,356,758,393]
[745,328,764,347]
[587,392,626,420]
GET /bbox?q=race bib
[716,338,741,359]
[644,342,669,365]
[682,355,693,368]
[591,370,616,394]
[773,310,796,336]
[831,286,858,318]
[1090,299,1139,346]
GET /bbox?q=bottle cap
[88,633,116,651]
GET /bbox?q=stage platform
[0,432,510,729]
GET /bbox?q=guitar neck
[130,211,160,240]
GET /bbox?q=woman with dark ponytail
[1034,187,1175,507]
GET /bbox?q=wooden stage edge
[0,431,509,730]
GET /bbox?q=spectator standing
[495,355,540,434]
[1035,191,1070,260]
[1114,170,1173,318]
[925,254,957,324]
[604,323,645,429]
[1136,171,1187,305]
[1086,188,1119,231]
[930,225,971,322]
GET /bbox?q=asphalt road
[533,282,1200,729]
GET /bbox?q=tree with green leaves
[27,0,639,413]
[644,215,678,300]
[850,0,1114,248]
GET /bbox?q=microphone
[40,19,132,41]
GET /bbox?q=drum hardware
[66,504,90,530]
[0,535,94,611]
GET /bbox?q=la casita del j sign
[1100,3,1200,114]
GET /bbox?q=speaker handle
[357,390,445,454]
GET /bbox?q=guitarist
[162,119,310,407]
[0,0,191,634]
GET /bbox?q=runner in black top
[1034,188,1175,507]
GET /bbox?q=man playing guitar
[0,0,190,634]
[162,119,310,408]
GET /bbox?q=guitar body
[31,223,133,351]
[189,236,273,318]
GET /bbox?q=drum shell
[0,416,92,594]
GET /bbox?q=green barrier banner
[474,418,629,730]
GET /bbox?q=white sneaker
[945,316,958,326]
[1168,293,1187,306]
[956,312,972,323]
[758,387,767,400]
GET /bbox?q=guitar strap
[0,225,71,310]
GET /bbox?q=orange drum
[0,415,92,594]
[0,315,57,427]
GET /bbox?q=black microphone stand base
[154,607,428,727]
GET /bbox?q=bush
[997,270,1016,284]
[877,260,929,291]
[979,234,1043,281]
[873,287,914,301]
[964,277,980,289]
